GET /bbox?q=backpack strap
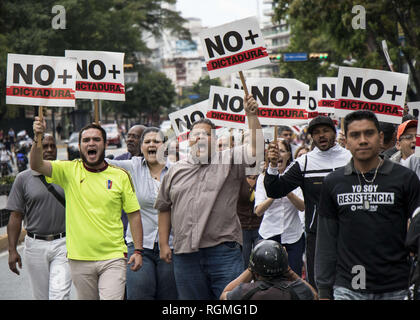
[38,175,66,208]
[241,282,272,300]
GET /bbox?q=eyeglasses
[247,176,257,180]
[399,134,416,141]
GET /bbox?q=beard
[80,149,106,168]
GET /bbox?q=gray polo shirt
[6,169,65,235]
[155,145,253,254]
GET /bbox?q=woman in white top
[107,127,177,300]
[255,138,306,276]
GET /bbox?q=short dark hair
[343,111,380,136]
[140,127,166,145]
[79,123,107,144]
[378,121,397,145]
[190,118,216,131]
[277,125,293,135]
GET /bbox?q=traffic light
[309,53,329,60]
[269,54,282,62]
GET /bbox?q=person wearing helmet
[220,240,317,300]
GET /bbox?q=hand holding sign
[244,94,258,116]
[33,116,46,141]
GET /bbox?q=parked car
[67,132,80,160]
[102,123,122,148]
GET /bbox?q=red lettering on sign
[76,81,125,94]
[206,47,268,71]
[335,99,403,116]
[6,86,75,99]
[206,111,246,123]
[257,108,307,119]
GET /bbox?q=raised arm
[244,94,262,159]
[30,116,52,177]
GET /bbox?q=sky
[176,0,262,28]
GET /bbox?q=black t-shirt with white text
[316,159,420,297]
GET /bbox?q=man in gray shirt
[7,134,71,300]
[155,94,263,300]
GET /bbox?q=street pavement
[0,142,127,300]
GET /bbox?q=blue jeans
[126,242,178,300]
[173,242,244,300]
[283,234,305,277]
[242,229,260,270]
[334,286,408,300]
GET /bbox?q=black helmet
[307,115,336,136]
[249,240,289,278]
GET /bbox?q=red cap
[397,120,418,140]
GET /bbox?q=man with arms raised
[155,95,263,300]
[30,120,144,300]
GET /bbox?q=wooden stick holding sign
[94,99,100,125]
[37,106,44,147]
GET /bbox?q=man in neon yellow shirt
[30,120,143,300]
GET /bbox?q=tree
[273,0,420,100]
[0,0,190,120]
[178,76,221,107]
[112,68,176,125]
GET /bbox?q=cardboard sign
[65,50,125,101]
[207,86,248,130]
[407,101,420,119]
[169,100,208,142]
[335,67,408,124]
[246,78,308,126]
[307,90,321,120]
[6,53,76,107]
[317,77,337,114]
[199,17,270,78]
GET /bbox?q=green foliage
[273,0,420,98]
[0,0,189,120]
[178,76,221,108]
[113,67,176,120]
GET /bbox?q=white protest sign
[207,86,248,130]
[169,100,208,142]
[6,53,76,107]
[317,77,337,114]
[407,102,420,118]
[65,50,125,101]
[246,78,308,126]
[199,16,270,79]
[307,90,321,120]
[335,66,408,124]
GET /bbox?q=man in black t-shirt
[315,111,420,300]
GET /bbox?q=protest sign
[169,100,208,142]
[308,90,321,120]
[335,66,408,124]
[207,86,248,130]
[65,50,125,101]
[407,102,420,119]
[317,77,337,114]
[246,78,308,126]
[199,16,270,81]
[6,53,76,107]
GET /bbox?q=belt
[26,231,66,241]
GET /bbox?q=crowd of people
[5,95,420,301]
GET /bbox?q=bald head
[42,134,57,161]
[126,125,146,156]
